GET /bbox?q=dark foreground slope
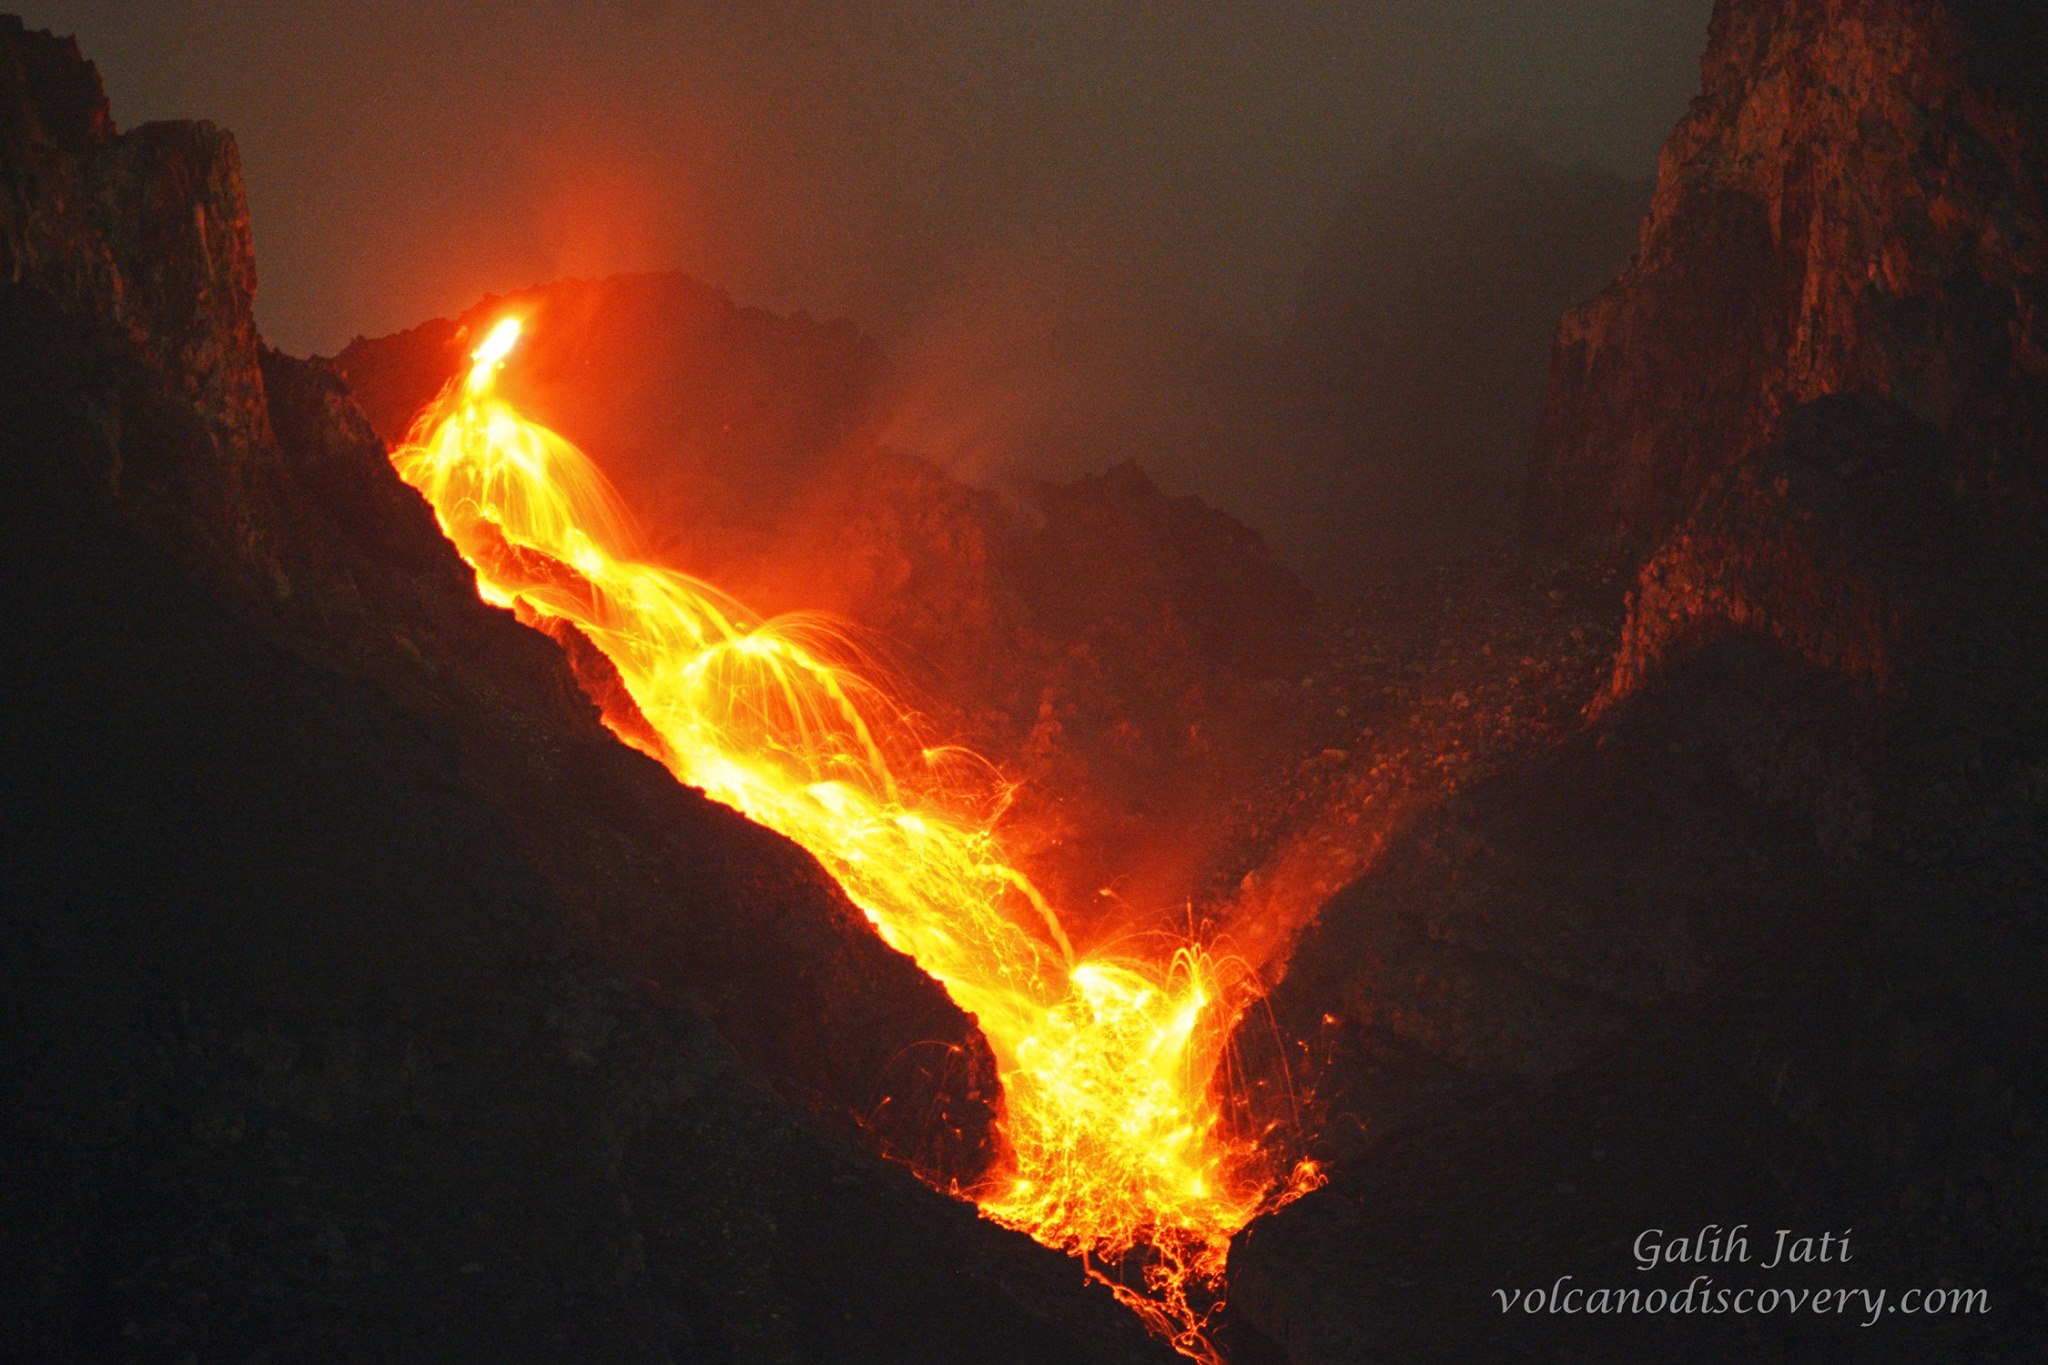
[1229,634,2048,1362]
[0,18,1167,1362]
[1220,2,2048,1359]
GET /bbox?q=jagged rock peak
[0,15,112,149]
[1532,0,2048,543]
[0,15,263,436]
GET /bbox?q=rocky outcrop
[1217,7,2048,1357]
[0,16,278,578]
[1604,392,1961,705]
[1,18,1176,1360]
[1533,0,2048,546]
[1527,0,2048,731]
[2,12,989,1172]
[0,18,257,401]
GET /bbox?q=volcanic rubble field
[8,2,2048,1363]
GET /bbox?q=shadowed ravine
[7,5,2048,1362]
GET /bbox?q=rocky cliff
[1216,6,2048,1357]
[1533,0,2048,546]
[0,8,986,1182]
[1531,0,2048,736]
[0,18,1171,1361]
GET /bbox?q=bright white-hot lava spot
[392,316,1322,1361]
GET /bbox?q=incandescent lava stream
[390,317,1321,1359]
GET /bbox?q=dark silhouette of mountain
[1222,4,2048,1358]
[11,4,2048,1362]
[0,17,1172,1361]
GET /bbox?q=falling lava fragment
[391,316,1323,1359]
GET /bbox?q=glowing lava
[392,316,1319,1358]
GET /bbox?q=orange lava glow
[392,316,1321,1358]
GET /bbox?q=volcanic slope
[0,17,1172,1363]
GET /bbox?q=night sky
[25,2,1710,351]
[21,2,1715,569]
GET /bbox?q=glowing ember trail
[393,317,1321,1358]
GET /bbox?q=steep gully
[389,316,1323,1359]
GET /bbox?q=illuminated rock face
[1219,10,2048,1358]
[1533,0,2048,547]
[1530,0,2048,708]
[0,15,274,579]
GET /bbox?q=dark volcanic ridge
[8,2,2048,1363]
[0,17,1172,1363]
[1218,2,2048,1359]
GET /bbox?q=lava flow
[392,317,1320,1358]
